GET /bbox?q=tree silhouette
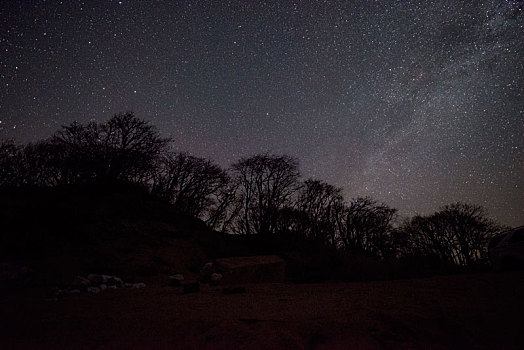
[231,154,301,235]
[51,112,170,184]
[205,179,242,233]
[0,140,21,187]
[1,112,508,275]
[401,202,503,266]
[337,197,397,258]
[152,152,228,219]
[295,179,344,247]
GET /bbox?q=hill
[0,183,228,287]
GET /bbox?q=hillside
[0,183,369,288]
[0,183,230,287]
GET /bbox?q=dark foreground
[1,271,522,349]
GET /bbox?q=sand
[1,270,522,349]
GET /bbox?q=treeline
[1,112,504,267]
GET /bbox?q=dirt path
[1,271,522,349]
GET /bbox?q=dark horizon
[1,0,523,227]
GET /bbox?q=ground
[1,271,522,349]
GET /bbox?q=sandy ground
[1,270,522,349]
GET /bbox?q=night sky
[1,1,523,226]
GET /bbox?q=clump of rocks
[166,262,223,295]
[199,262,223,285]
[167,273,199,293]
[49,274,146,298]
[168,274,185,287]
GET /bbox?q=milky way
[1,1,523,226]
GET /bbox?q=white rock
[107,276,124,287]
[72,276,91,289]
[169,274,184,286]
[87,274,103,285]
[87,286,101,294]
[201,262,214,274]
[210,273,223,285]
[101,275,111,283]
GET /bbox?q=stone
[87,274,103,285]
[99,284,107,290]
[183,281,200,294]
[49,288,67,298]
[107,276,124,287]
[131,282,146,289]
[69,289,81,294]
[87,286,101,294]
[72,276,91,290]
[210,273,223,285]
[200,262,214,279]
[169,274,184,287]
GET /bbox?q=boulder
[210,273,223,285]
[87,274,104,285]
[72,276,91,290]
[169,274,184,287]
[87,286,101,294]
[199,262,215,281]
[48,288,68,298]
[107,276,124,288]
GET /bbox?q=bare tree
[0,140,21,187]
[295,179,344,247]
[51,112,170,184]
[152,152,229,219]
[337,197,397,257]
[102,112,170,182]
[231,154,301,235]
[402,203,503,266]
[205,179,242,233]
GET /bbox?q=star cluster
[1,0,523,226]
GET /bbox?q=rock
[200,262,218,283]
[210,273,223,285]
[87,286,101,294]
[87,274,103,285]
[183,281,200,294]
[72,276,91,290]
[200,262,214,281]
[169,274,184,287]
[106,276,124,287]
[69,289,81,294]
[131,282,146,289]
[48,288,68,298]
[99,284,107,290]
[108,285,118,289]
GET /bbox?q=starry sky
[1,0,523,226]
